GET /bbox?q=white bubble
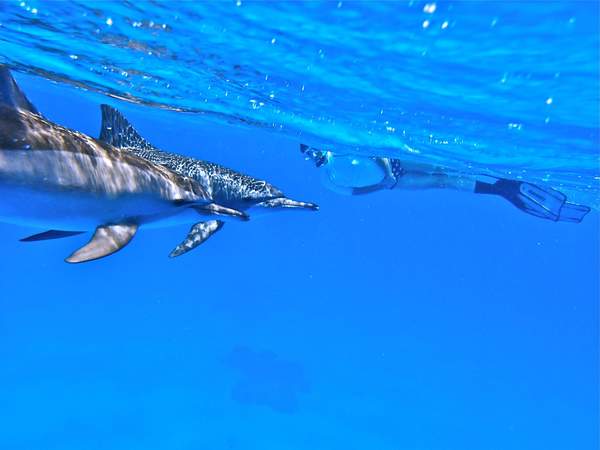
[271,37,276,44]
[441,21,448,29]
[422,20,430,28]
[423,3,436,14]
[545,97,553,105]
[106,17,113,26]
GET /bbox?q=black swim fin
[474,176,591,223]
[300,144,328,167]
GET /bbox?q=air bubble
[423,3,436,13]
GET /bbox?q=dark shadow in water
[224,346,310,414]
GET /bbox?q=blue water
[0,1,598,449]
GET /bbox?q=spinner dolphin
[0,66,247,263]
[98,104,318,257]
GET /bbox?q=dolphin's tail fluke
[0,65,40,114]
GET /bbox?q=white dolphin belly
[0,182,189,230]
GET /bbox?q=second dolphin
[99,105,318,257]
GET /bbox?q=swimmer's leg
[390,171,476,192]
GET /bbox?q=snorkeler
[300,144,591,223]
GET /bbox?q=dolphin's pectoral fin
[65,224,138,264]
[258,197,319,211]
[20,230,85,242]
[169,220,224,258]
[192,203,249,221]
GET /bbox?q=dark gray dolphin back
[99,104,286,203]
[0,65,40,114]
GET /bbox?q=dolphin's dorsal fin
[99,104,154,149]
[0,65,40,114]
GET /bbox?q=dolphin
[97,104,318,257]
[0,66,247,263]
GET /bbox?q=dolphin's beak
[257,198,319,211]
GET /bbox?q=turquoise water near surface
[0,1,598,203]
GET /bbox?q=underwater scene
[0,1,598,449]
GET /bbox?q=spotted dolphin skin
[98,104,318,257]
[0,66,247,263]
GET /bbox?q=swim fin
[300,144,329,167]
[556,201,592,223]
[474,176,590,223]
